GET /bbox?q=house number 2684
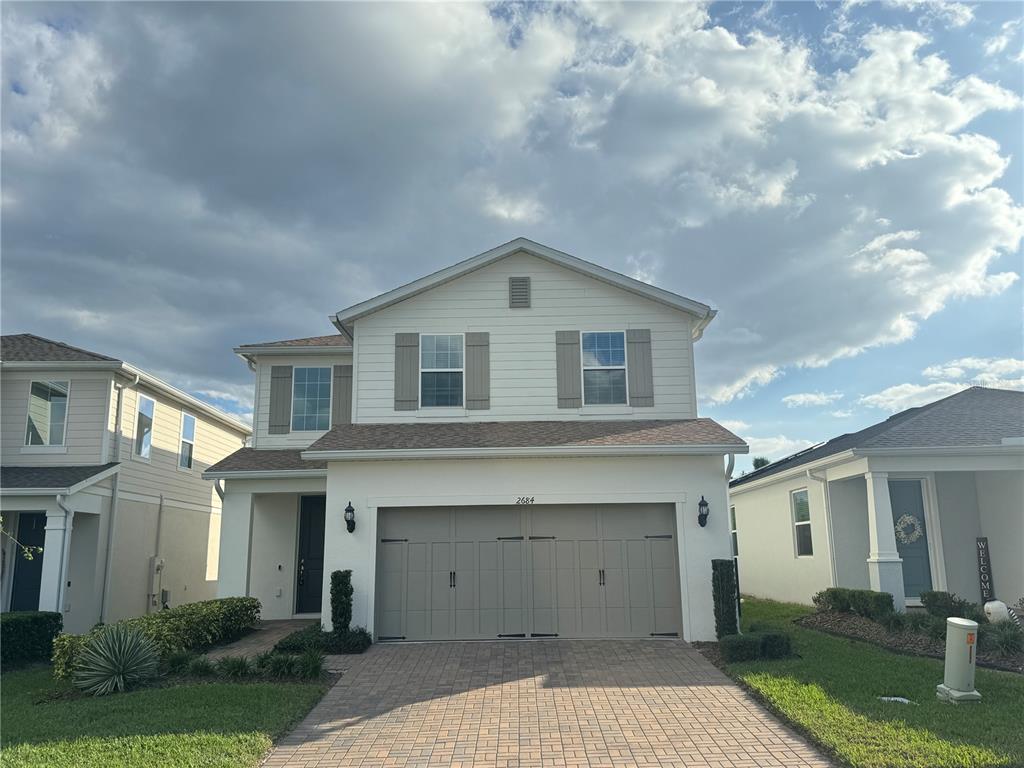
[515,496,535,505]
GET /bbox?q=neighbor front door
[296,496,326,614]
[888,480,932,599]
[11,513,46,611]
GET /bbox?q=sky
[2,0,1022,472]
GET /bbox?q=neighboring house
[205,238,747,641]
[0,335,251,633]
[730,387,1023,611]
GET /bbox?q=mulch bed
[798,611,1023,675]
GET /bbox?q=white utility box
[936,617,981,703]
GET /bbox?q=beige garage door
[375,504,681,640]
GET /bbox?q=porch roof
[204,448,327,477]
[0,463,120,495]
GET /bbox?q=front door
[296,496,326,614]
[11,513,46,611]
[889,480,932,599]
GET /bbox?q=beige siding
[252,353,353,449]
[117,385,246,508]
[0,370,112,466]
[352,251,698,423]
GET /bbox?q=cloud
[984,19,1022,58]
[1,3,1021,412]
[859,381,970,412]
[830,409,854,418]
[745,434,816,461]
[922,357,1024,389]
[782,391,844,408]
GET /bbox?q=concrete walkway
[206,619,316,660]
[265,639,831,768]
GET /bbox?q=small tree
[752,456,770,469]
[712,559,739,639]
[330,570,353,634]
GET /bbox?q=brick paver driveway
[266,640,830,768]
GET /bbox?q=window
[582,331,627,405]
[135,395,155,459]
[179,413,196,469]
[25,380,69,446]
[791,489,813,556]
[420,334,463,407]
[729,505,738,560]
[292,367,332,431]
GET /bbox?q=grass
[0,665,327,768]
[726,598,1024,768]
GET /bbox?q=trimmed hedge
[52,597,260,679]
[711,559,738,639]
[1,611,63,666]
[274,624,372,655]
[812,588,893,621]
[920,590,988,624]
[720,631,792,662]
[331,570,354,633]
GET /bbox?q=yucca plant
[73,625,160,696]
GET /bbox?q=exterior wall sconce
[344,501,356,533]
[697,496,710,528]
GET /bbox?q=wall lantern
[697,496,710,528]
[344,501,356,533]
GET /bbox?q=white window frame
[22,379,70,452]
[790,488,813,558]
[290,367,333,433]
[134,393,156,462]
[580,330,629,406]
[729,505,738,561]
[178,411,196,472]
[419,333,465,409]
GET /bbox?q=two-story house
[205,239,747,641]
[0,335,251,633]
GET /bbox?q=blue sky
[2,1,1021,470]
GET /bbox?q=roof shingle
[205,448,326,475]
[237,334,351,349]
[1,463,120,491]
[1,334,118,363]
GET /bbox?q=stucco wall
[975,470,1024,604]
[828,476,870,590]
[248,494,300,620]
[934,472,983,602]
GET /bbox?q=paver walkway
[265,639,831,768]
[206,619,316,660]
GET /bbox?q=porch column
[865,472,906,611]
[38,509,71,613]
[217,491,253,598]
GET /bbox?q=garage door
[375,504,681,640]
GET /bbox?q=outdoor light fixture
[697,496,710,528]
[344,501,356,533]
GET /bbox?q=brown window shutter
[627,329,654,407]
[555,331,582,408]
[465,332,490,409]
[332,364,353,425]
[394,333,419,411]
[268,365,293,434]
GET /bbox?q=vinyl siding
[0,370,111,466]
[352,251,698,422]
[252,353,353,449]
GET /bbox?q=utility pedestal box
[936,617,982,703]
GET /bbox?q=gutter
[302,443,749,462]
[202,468,328,481]
[729,450,858,494]
[54,494,74,615]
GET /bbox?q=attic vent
[509,276,531,308]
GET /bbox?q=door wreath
[894,513,924,545]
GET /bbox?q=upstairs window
[179,413,196,469]
[421,334,463,407]
[791,489,813,556]
[25,380,69,446]
[292,367,331,431]
[135,394,155,459]
[582,331,627,405]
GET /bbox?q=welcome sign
[976,537,995,602]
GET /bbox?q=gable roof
[731,386,1024,488]
[1,334,118,363]
[1,463,120,495]
[330,238,717,340]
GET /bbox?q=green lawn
[728,599,1024,768]
[0,666,327,768]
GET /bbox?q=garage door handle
[599,569,605,586]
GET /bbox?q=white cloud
[782,391,844,408]
[984,19,1022,57]
[719,419,751,432]
[860,381,969,412]
[745,434,816,461]
[922,357,1024,390]
[830,409,854,418]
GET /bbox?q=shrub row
[1,611,63,666]
[720,631,792,662]
[274,624,372,655]
[53,597,260,679]
[169,649,326,681]
[811,588,893,621]
[919,591,988,624]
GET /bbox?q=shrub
[52,596,260,679]
[813,587,852,613]
[215,655,252,679]
[266,653,298,679]
[274,622,325,653]
[812,588,892,620]
[254,650,275,671]
[164,650,195,675]
[711,559,738,639]
[919,591,987,623]
[297,649,325,680]
[987,621,1023,658]
[1,611,63,666]
[720,634,762,663]
[187,656,216,677]
[879,612,906,633]
[759,632,792,659]
[926,616,949,642]
[905,611,931,632]
[331,570,354,633]
[73,625,160,696]
[326,627,373,654]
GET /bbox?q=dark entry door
[296,496,326,614]
[888,480,932,599]
[11,513,47,611]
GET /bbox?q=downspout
[100,373,136,622]
[725,453,736,480]
[807,469,839,587]
[214,479,225,501]
[149,493,165,612]
[55,494,74,615]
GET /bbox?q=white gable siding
[352,251,698,423]
[252,353,352,449]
